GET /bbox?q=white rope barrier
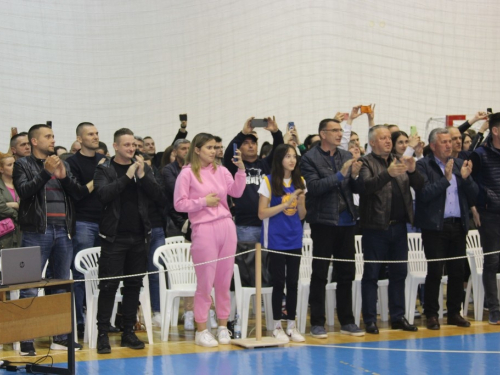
[70,247,500,283]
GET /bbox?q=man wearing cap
[223,117,283,243]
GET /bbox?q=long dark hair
[391,130,409,155]
[270,144,304,197]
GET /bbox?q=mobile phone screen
[250,119,268,128]
[410,126,417,136]
[233,143,238,161]
[288,122,295,131]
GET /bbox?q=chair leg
[378,282,389,322]
[297,284,310,334]
[464,276,472,318]
[263,293,274,332]
[241,293,251,339]
[438,283,444,320]
[139,289,154,345]
[325,287,336,327]
[161,296,174,342]
[353,281,362,326]
[406,279,420,325]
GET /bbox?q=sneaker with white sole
[153,312,162,328]
[216,326,232,344]
[50,339,83,351]
[287,327,305,342]
[310,325,328,338]
[183,311,195,331]
[340,323,365,337]
[272,327,290,343]
[489,310,500,325]
[195,329,218,347]
[20,342,36,356]
[210,309,217,328]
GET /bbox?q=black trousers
[97,233,149,332]
[310,223,355,326]
[421,221,466,318]
[267,248,301,321]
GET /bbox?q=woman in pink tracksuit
[174,132,246,347]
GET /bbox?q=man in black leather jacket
[354,125,424,334]
[93,128,162,354]
[13,124,86,356]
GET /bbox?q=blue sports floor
[68,332,500,375]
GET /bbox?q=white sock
[287,320,296,331]
[274,320,282,330]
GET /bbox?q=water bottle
[234,314,241,339]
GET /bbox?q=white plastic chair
[163,236,186,324]
[303,229,311,239]
[75,247,154,348]
[351,235,390,327]
[405,233,446,324]
[233,262,274,339]
[153,243,197,341]
[297,238,313,333]
[464,230,484,321]
[325,264,337,326]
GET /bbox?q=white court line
[292,343,500,355]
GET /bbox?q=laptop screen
[0,246,42,286]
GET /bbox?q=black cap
[243,134,258,143]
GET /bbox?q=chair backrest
[299,238,313,281]
[466,229,484,272]
[354,235,364,279]
[74,247,101,296]
[165,236,186,245]
[303,229,311,239]
[407,233,427,274]
[153,243,196,290]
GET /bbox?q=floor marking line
[297,343,500,354]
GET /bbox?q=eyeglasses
[322,128,344,133]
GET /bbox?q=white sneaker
[209,309,218,328]
[153,312,162,328]
[183,311,195,331]
[272,327,290,343]
[195,329,218,347]
[217,326,232,344]
[287,327,306,342]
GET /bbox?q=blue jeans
[21,225,74,342]
[362,223,408,324]
[236,225,261,243]
[148,227,166,313]
[72,221,101,325]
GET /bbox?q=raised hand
[205,193,220,207]
[367,104,376,126]
[444,159,454,181]
[351,159,363,177]
[264,116,279,133]
[470,111,488,125]
[135,154,145,178]
[232,149,245,170]
[44,155,60,174]
[126,161,139,179]
[461,160,473,179]
[401,156,416,173]
[387,159,408,177]
[53,159,67,179]
[340,159,355,177]
[242,117,255,135]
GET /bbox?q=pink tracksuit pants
[190,217,236,323]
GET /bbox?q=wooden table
[0,279,75,374]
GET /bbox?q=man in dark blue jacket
[415,128,478,330]
[470,113,500,325]
[300,118,364,338]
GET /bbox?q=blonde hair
[0,153,15,174]
[185,133,217,183]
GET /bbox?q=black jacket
[162,161,187,229]
[13,155,87,236]
[94,157,162,242]
[300,145,357,226]
[470,135,500,214]
[414,153,478,232]
[353,153,424,230]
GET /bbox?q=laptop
[0,246,42,286]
